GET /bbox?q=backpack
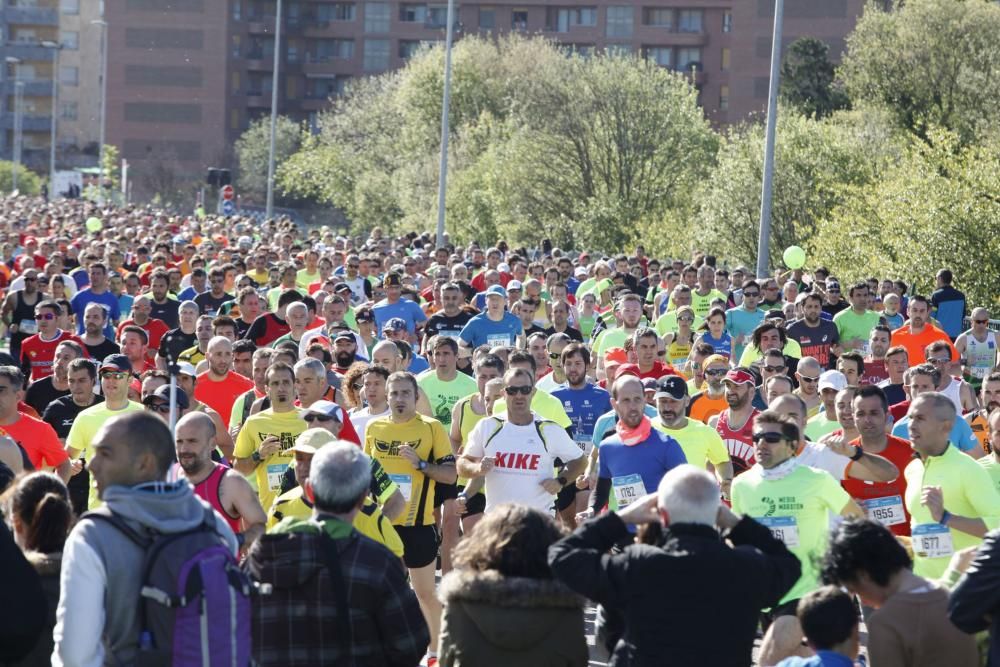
[84,506,252,667]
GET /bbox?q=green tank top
[417,371,478,427]
[456,396,487,494]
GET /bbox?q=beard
[335,350,355,367]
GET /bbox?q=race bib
[860,495,906,527]
[266,463,286,491]
[971,366,991,380]
[486,333,511,347]
[759,516,800,547]
[913,523,954,559]
[390,473,412,502]
[612,473,646,508]
[18,319,37,335]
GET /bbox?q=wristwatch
[417,460,428,471]
[556,475,568,487]
[849,446,864,462]
[251,450,262,463]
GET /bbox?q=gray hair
[912,391,957,425]
[309,441,372,513]
[657,465,720,527]
[179,300,199,314]
[286,301,308,317]
[294,357,326,378]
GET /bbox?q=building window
[606,44,632,56]
[643,8,671,28]
[399,4,427,22]
[61,0,79,14]
[230,71,240,92]
[319,3,356,21]
[721,47,730,71]
[606,6,633,38]
[719,85,729,110]
[722,10,732,33]
[231,35,241,58]
[677,9,702,33]
[478,7,495,29]
[363,38,390,70]
[59,66,79,86]
[232,0,241,21]
[427,4,450,28]
[60,31,79,50]
[364,2,390,33]
[60,101,77,120]
[676,47,701,71]
[547,7,596,31]
[399,40,421,59]
[644,46,671,67]
[315,39,354,61]
[511,8,528,31]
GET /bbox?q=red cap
[724,368,755,386]
[604,347,628,365]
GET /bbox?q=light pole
[5,57,23,194]
[265,0,283,221]
[434,0,456,247]
[92,19,108,206]
[756,0,784,279]
[41,41,62,201]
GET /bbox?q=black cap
[143,384,190,409]
[383,273,402,287]
[654,375,688,400]
[100,353,132,374]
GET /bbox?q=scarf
[759,456,800,481]
[616,416,652,446]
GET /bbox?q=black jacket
[548,513,800,667]
[949,528,1000,667]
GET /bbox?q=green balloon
[783,245,806,269]
[85,217,103,233]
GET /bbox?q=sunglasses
[678,316,694,323]
[928,357,950,364]
[351,382,363,390]
[763,365,786,373]
[101,371,130,380]
[304,414,335,423]
[705,368,727,377]
[827,289,841,294]
[752,432,787,444]
[549,353,561,360]
[23,277,37,282]
[656,350,666,357]
[504,385,532,395]
[974,319,989,324]
[348,264,360,269]
[147,403,171,414]
[799,375,819,383]
[35,312,56,320]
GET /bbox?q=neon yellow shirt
[417,370,478,427]
[492,389,572,428]
[805,411,840,441]
[655,311,704,337]
[233,408,307,512]
[978,456,1000,494]
[732,463,851,605]
[905,444,1000,578]
[690,289,727,318]
[651,417,730,469]
[66,400,146,509]
[738,339,803,367]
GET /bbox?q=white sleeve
[547,422,586,461]
[811,443,850,481]
[464,418,488,459]
[53,531,107,667]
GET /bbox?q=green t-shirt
[978,456,1000,494]
[66,400,146,509]
[732,463,851,605]
[690,289,727,318]
[804,411,840,441]
[833,309,881,350]
[416,370,478,427]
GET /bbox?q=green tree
[840,0,1000,143]
[0,160,42,196]
[780,37,849,118]
[235,115,304,202]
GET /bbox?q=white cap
[176,361,198,377]
[818,370,848,392]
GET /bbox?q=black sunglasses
[752,432,786,444]
[504,385,532,395]
[304,414,334,423]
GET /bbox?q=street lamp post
[434,0,456,248]
[5,57,23,194]
[756,0,784,279]
[265,0,283,221]
[92,19,108,206]
[41,41,62,201]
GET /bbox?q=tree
[0,160,42,196]
[131,143,198,210]
[840,0,1000,144]
[780,37,849,118]
[235,115,304,202]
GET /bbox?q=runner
[710,368,760,476]
[955,307,998,391]
[967,372,1000,451]
[860,324,892,385]
[686,353,730,424]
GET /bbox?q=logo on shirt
[258,432,298,452]
[373,438,421,457]
[492,452,541,471]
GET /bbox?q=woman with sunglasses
[663,305,697,370]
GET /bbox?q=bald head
[175,412,217,476]
[657,464,720,526]
[797,356,821,375]
[770,393,807,432]
[176,411,217,439]
[612,374,644,400]
[207,335,233,354]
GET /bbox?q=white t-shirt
[465,416,583,513]
[350,406,389,444]
[536,373,564,395]
[796,440,850,480]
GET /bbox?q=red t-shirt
[889,400,910,424]
[19,330,84,381]
[1,414,69,469]
[117,317,170,355]
[842,435,915,536]
[194,371,254,426]
[616,362,681,381]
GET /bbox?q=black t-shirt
[24,377,70,416]
[193,291,234,316]
[424,311,472,340]
[822,300,849,317]
[158,328,197,363]
[786,319,840,369]
[42,394,104,439]
[881,382,906,407]
[84,337,121,362]
[149,298,181,328]
[235,317,253,339]
[543,325,584,343]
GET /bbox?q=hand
[617,493,661,526]
[455,496,468,516]
[823,434,853,458]
[399,445,421,468]
[716,504,740,531]
[575,508,595,524]
[258,436,282,459]
[478,457,495,475]
[540,477,563,495]
[720,479,733,502]
[70,459,84,476]
[8,323,16,334]
[949,546,979,575]
[575,474,590,490]
[921,485,945,523]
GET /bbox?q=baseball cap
[290,428,337,455]
[354,309,374,323]
[507,280,523,291]
[604,347,628,365]
[383,273,402,288]
[485,285,507,299]
[642,377,659,393]
[654,375,688,400]
[100,354,132,374]
[574,266,588,278]
[826,280,841,291]
[723,368,755,386]
[303,399,343,422]
[333,283,352,295]
[383,317,407,333]
[818,370,848,393]
[143,384,190,410]
[333,330,355,343]
[176,361,198,377]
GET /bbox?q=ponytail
[10,472,74,554]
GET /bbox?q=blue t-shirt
[931,285,966,339]
[700,331,733,359]
[726,306,766,360]
[70,288,120,338]
[177,285,201,301]
[566,277,581,295]
[459,312,523,348]
[892,415,978,452]
[553,383,612,447]
[117,293,134,320]
[372,298,427,335]
[775,650,854,667]
[883,312,905,330]
[70,268,90,290]
[597,426,687,501]
[407,352,430,374]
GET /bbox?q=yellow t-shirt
[651,417,730,469]
[364,414,454,527]
[266,488,404,558]
[492,390,572,428]
[66,400,146,509]
[233,408,307,512]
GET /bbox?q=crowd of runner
[0,194,999,667]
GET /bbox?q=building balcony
[246,90,272,107]
[302,59,347,75]
[1,78,52,96]
[4,42,56,61]
[5,5,58,26]
[244,52,275,69]
[0,114,52,132]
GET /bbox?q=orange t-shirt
[891,323,957,368]
[194,371,254,426]
[688,391,729,424]
[2,413,69,469]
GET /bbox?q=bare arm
[381,489,406,522]
[224,472,267,547]
[210,410,235,460]
[449,401,464,455]
[456,454,486,479]
[54,458,72,483]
